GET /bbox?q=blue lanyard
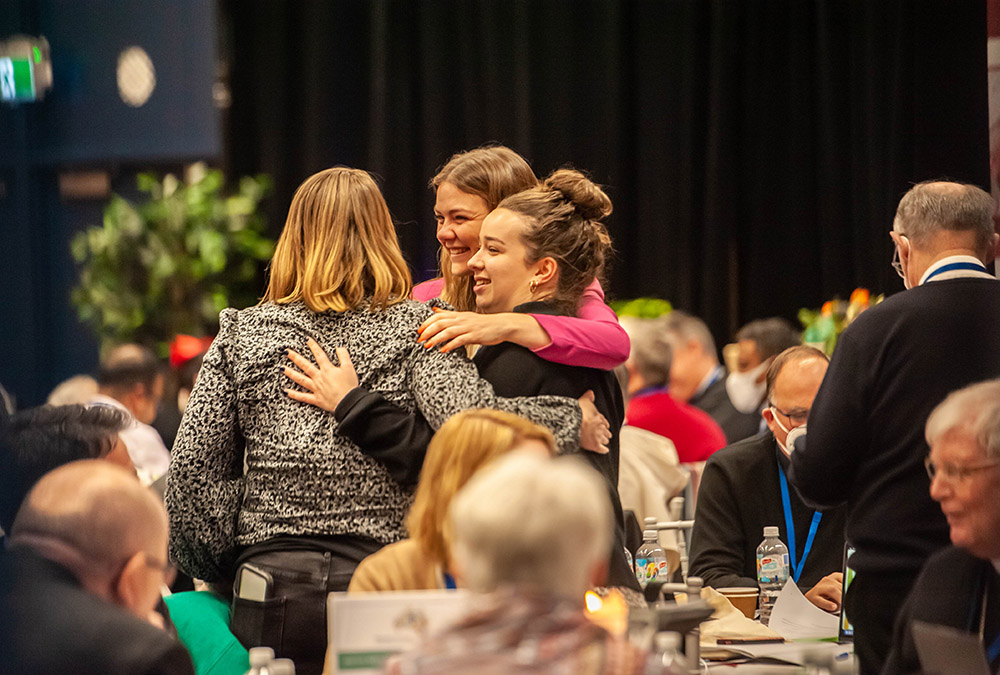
[777,459,822,584]
[988,632,1000,665]
[443,572,457,590]
[923,261,987,283]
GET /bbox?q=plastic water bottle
[634,519,668,588]
[653,631,684,670]
[756,525,789,625]
[245,647,274,675]
[268,658,296,675]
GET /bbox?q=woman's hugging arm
[404,339,586,455]
[283,339,433,487]
[415,278,629,369]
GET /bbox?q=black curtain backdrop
[0,0,989,407]
[225,0,988,347]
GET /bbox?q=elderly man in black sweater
[789,180,1000,675]
[690,346,847,611]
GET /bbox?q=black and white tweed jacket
[165,299,581,581]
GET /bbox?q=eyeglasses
[924,456,1000,482]
[891,233,908,279]
[769,404,809,426]
[891,248,904,278]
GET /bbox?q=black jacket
[883,546,1000,675]
[689,431,847,591]
[0,550,195,675]
[473,302,635,590]
[790,278,1000,578]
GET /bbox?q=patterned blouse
[383,587,668,674]
[165,299,581,582]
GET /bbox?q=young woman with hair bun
[415,146,629,370]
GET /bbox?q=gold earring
[529,279,538,294]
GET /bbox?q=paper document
[767,578,840,640]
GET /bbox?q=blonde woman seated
[348,409,555,593]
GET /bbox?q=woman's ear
[533,257,559,286]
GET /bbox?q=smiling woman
[413,145,630,371]
[924,379,1000,559]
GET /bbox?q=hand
[578,390,611,454]
[283,338,359,412]
[417,309,515,352]
[804,572,843,612]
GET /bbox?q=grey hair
[925,379,1000,459]
[662,310,717,363]
[447,452,612,599]
[894,180,994,253]
[623,316,672,388]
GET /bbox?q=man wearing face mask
[789,181,1000,675]
[689,347,847,611]
[725,318,801,434]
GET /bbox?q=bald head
[763,347,829,454]
[10,460,167,582]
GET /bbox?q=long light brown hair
[406,409,555,568]
[263,167,411,312]
[430,146,537,310]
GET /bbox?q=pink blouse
[411,277,629,370]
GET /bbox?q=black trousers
[230,540,381,675]
[845,570,918,675]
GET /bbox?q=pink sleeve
[530,279,630,369]
[411,277,444,302]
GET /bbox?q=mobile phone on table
[235,563,272,602]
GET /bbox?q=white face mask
[726,361,768,414]
[769,408,807,456]
[784,425,808,456]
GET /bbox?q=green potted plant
[610,297,673,319]
[71,164,274,354]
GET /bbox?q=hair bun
[543,169,612,221]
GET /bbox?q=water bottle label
[756,554,789,583]
[634,557,667,585]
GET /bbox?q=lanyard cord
[777,458,822,584]
[923,261,988,284]
[981,569,1000,666]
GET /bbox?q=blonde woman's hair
[430,146,537,310]
[406,409,555,568]
[263,167,411,312]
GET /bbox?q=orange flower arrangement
[800,288,883,355]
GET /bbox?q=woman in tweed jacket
[164,167,587,675]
